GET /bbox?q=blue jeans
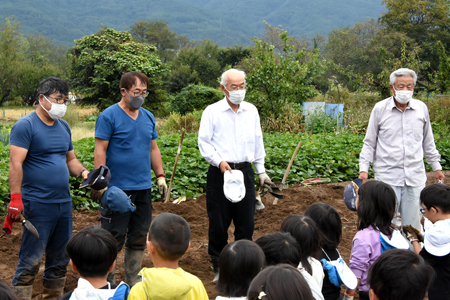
[12,200,72,286]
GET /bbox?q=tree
[0,17,28,104]
[380,0,450,70]
[243,27,324,120]
[167,39,222,92]
[218,46,251,69]
[262,21,310,54]
[68,27,168,112]
[0,18,63,105]
[130,20,192,62]
[324,19,423,97]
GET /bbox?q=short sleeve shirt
[95,104,158,190]
[10,112,73,203]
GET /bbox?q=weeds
[158,111,202,135]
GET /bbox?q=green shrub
[172,84,223,114]
[85,115,97,122]
[304,109,342,134]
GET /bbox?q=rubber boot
[11,285,33,300]
[124,248,144,288]
[107,262,117,285]
[42,277,66,300]
[211,256,219,283]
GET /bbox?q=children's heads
[255,232,300,267]
[148,212,190,261]
[420,183,450,223]
[216,240,266,297]
[305,202,342,248]
[66,226,118,278]
[368,249,434,300]
[357,180,396,236]
[247,264,314,300]
[280,214,320,274]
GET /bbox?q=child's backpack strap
[108,282,130,300]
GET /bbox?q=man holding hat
[93,71,167,287]
[198,68,273,282]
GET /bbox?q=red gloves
[3,215,13,234]
[7,193,23,220]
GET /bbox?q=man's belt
[227,162,251,170]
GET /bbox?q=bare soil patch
[1,171,447,299]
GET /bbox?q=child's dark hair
[36,77,69,102]
[420,183,450,213]
[305,202,342,248]
[0,279,17,300]
[357,180,395,236]
[280,215,320,275]
[216,240,266,297]
[66,226,118,278]
[148,212,190,261]
[247,264,314,300]
[255,232,300,267]
[368,249,434,300]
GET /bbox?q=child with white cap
[404,183,450,300]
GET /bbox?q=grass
[0,105,97,141]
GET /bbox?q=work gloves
[403,225,424,243]
[90,187,108,202]
[157,177,167,198]
[7,194,24,220]
[258,173,273,187]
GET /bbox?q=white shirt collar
[218,98,250,112]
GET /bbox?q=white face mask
[394,88,413,104]
[224,86,246,105]
[41,96,67,120]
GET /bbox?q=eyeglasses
[420,206,438,214]
[125,89,149,98]
[46,96,71,105]
[225,85,246,92]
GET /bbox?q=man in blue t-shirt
[94,71,167,287]
[7,77,89,300]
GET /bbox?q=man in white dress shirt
[198,69,273,281]
[359,68,445,230]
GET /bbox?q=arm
[9,145,28,194]
[150,139,164,176]
[422,106,445,183]
[198,108,224,168]
[94,138,109,168]
[345,279,360,300]
[66,150,88,180]
[359,106,379,182]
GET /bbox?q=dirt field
[1,171,446,299]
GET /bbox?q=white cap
[424,219,450,256]
[380,229,409,250]
[223,170,246,203]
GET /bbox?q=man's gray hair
[390,68,417,86]
[220,69,246,86]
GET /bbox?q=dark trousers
[101,189,152,251]
[206,164,256,261]
[13,200,72,286]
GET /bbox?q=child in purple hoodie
[345,180,405,300]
